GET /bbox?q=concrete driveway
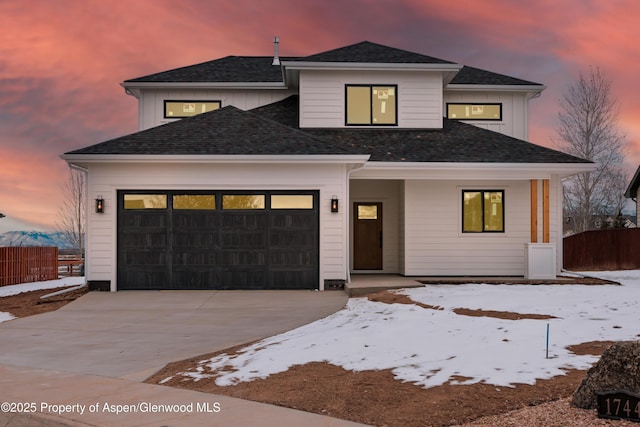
[0,290,348,381]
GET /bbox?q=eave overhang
[350,161,595,180]
[446,84,546,94]
[281,60,462,72]
[121,81,288,92]
[61,153,370,166]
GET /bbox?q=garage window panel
[271,195,314,209]
[173,195,216,210]
[124,194,167,209]
[222,195,265,209]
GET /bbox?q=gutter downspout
[345,161,368,285]
[67,163,89,285]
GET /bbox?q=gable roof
[64,105,353,156]
[290,41,455,65]
[252,97,589,164]
[624,165,640,198]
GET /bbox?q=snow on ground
[0,277,85,298]
[175,271,640,389]
[0,312,15,322]
[0,277,85,323]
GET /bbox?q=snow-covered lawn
[0,277,85,323]
[173,270,640,389]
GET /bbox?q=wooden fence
[563,228,640,271]
[0,247,59,287]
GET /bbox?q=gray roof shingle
[123,41,539,87]
[65,105,352,156]
[252,96,588,163]
[290,41,455,64]
[125,56,289,83]
[450,66,541,86]
[67,96,590,165]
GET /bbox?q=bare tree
[56,168,85,257]
[556,67,627,234]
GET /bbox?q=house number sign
[597,390,640,422]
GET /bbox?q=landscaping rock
[572,341,640,409]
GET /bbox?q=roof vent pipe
[272,36,280,66]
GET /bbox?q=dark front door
[353,202,383,270]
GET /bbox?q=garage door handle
[379,231,383,248]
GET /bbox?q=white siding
[403,179,534,276]
[443,91,529,140]
[137,89,296,130]
[299,70,443,129]
[85,162,348,291]
[349,180,402,273]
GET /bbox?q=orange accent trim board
[530,180,538,243]
[543,179,550,243]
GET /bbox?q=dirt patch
[451,307,556,320]
[368,290,444,310]
[368,290,556,320]
[148,359,588,427]
[567,341,617,356]
[0,286,88,319]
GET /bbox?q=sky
[157,270,640,389]
[2,0,640,231]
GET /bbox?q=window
[462,190,504,232]
[447,103,502,121]
[271,195,314,209]
[173,195,216,210]
[222,195,265,210]
[346,85,397,126]
[164,100,221,118]
[123,194,167,209]
[357,205,378,219]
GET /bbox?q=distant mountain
[0,231,76,250]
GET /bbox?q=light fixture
[96,196,104,213]
[331,196,339,213]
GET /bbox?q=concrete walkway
[0,290,369,426]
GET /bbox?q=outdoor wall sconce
[96,196,104,213]
[331,196,339,213]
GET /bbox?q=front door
[353,202,383,270]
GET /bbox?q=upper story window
[447,103,502,121]
[164,100,221,118]
[346,85,397,126]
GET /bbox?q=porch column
[530,180,538,243]
[542,179,550,243]
[530,179,550,243]
[525,179,555,279]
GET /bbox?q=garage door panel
[120,269,170,290]
[222,213,266,229]
[220,268,267,290]
[173,268,221,290]
[118,206,170,290]
[269,270,316,289]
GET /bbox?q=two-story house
[61,40,593,291]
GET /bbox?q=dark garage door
[117,190,319,290]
